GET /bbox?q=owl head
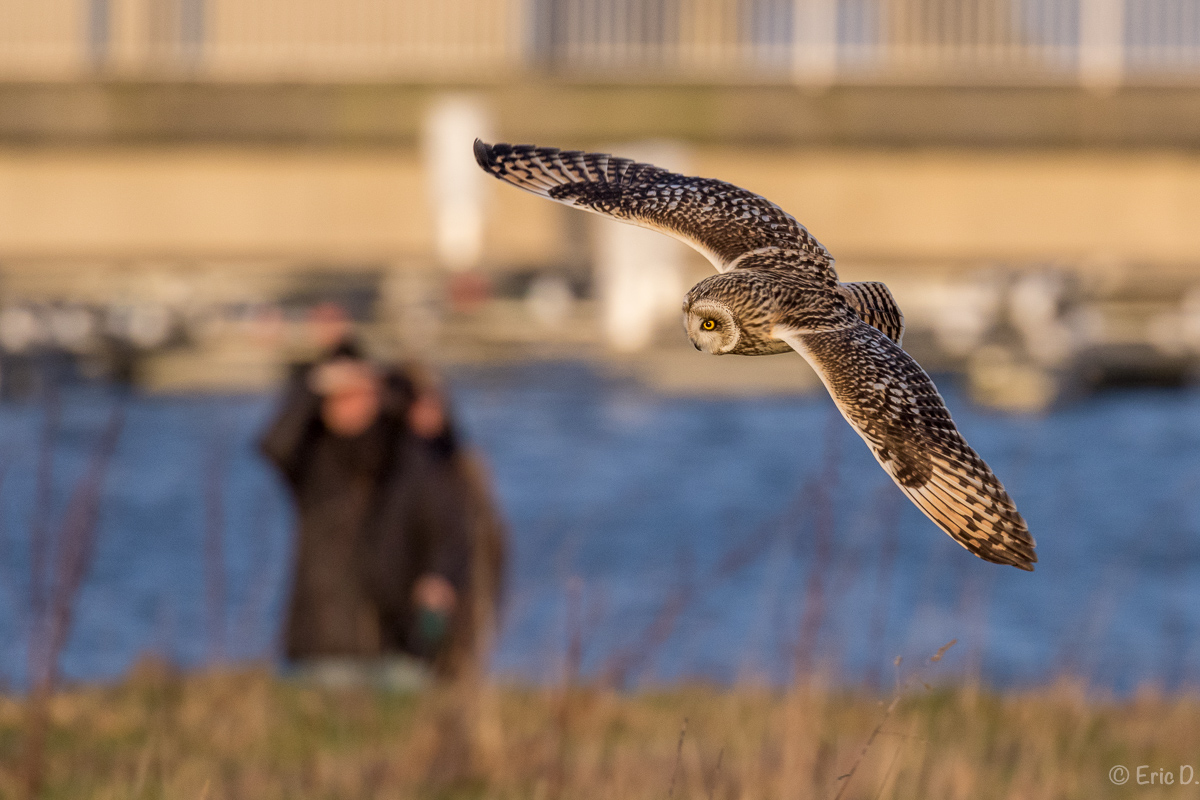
[684,298,741,354]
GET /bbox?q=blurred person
[260,305,504,685]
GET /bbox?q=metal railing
[1,0,1199,83]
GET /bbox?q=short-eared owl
[475,140,1036,571]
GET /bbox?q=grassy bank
[0,665,1197,799]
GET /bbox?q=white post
[422,94,495,272]
[595,141,689,353]
[1079,0,1124,88]
[792,0,837,85]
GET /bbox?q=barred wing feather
[474,140,833,278]
[785,323,1036,570]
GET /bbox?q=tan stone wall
[2,145,1200,276]
[0,146,559,265]
[0,0,84,77]
[699,148,1200,270]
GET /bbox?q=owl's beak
[692,340,701,351]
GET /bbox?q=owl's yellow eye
[701,319,716,331]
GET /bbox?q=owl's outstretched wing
[474,140,833,277]
[784,322,1036,570]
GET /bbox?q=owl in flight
[474,140,1036,570]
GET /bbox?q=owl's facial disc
[684,300,740,354]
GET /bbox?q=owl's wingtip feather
[998,542,1037,571]
[473,138,493,169]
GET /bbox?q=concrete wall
[7,84,1200,148]
[0,145,562,265]
[2,82,1200,279]
[706,149,1200,271]
[3,144,1200,275]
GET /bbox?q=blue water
[2,362,1199,693]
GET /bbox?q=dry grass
[0,664,1197,800]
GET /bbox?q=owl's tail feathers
[839,281,905,346]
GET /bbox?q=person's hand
[413,573,457,614]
